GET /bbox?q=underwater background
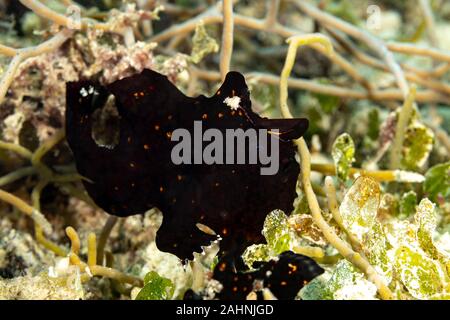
[0,0,449,300]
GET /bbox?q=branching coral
[0,129,83,255]
[65,226,143,287]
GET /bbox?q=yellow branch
[0,167,37,187]
[90,265,143,287]
[0,186,51,235]
[0,186,66,255]
[311,163,425,183]
[0,30,73,104]
[293,245,325,259]
[0,44,17,57]
[324,176,361,251]
[220,0,234,80]
[19,0,74,28]
[87,233,97,267]
[69,252,86,268]
[31,129,66,177]
[66,226,80,255]
[0,141,33,159]
[35,225,67,257]
[0,188,35,216]
[312,163,396,180]
[389,85,417,169]
[388,42,450,63]
[18,0,108,31]
[65,225,143,287]
[32,180,67,256]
